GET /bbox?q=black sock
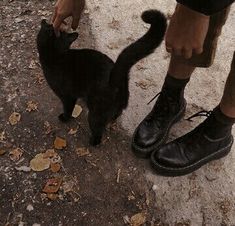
[162,74,190,99]
[205,106,235,139]
[163,73,190,89]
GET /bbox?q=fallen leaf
[75,147,90,157]
[107,42,119,50]
[72,105,83,118]
[0,150,6,156]
[123,215,130,224]
[50,163,61,173]
[9,112,21,125]
[135,80,148,90]
[15,17,24,23]
[42,178,62,193]
[26,100,38,112]
[62,180,76,193]
[47,193,59,200]
[43,149,57,158]
[30,153,50,172]
[108,18,120,30]
[54,137,67,150]
[44,121,53,135]
[130,213,146,226]
[35,74,44,85]
[0,131,6,141]
[68,128,78,135]
[29,60,37,69]
[9,148,23,161]
[15,166,31,172]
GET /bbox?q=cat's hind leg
[88,110,107,146]
[59,96,77,122]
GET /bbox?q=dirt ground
[0,0,164,225]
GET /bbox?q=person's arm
[52,0,85,36]
[176,0,234,15]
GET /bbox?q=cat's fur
[37,10,167,145]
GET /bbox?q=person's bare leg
[168,55,195,79]
[220,53,235,118]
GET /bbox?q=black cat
[37,10,167,146]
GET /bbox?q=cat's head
[37,19,78,54]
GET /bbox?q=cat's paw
[89,136,102,146]
[58,114,71,123]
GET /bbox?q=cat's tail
[109,10,167,87]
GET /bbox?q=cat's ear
[41,19,48,27]
[67,32,79,44]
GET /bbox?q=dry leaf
[35,74,44,84]
[29,60,37,69]
[50,163,61,173]
[26,100,38,112]
[47,193,59,200]
[30,153,50,171]
[42,178,62,193]
[9,148,23,161]
[9,112,21,125]
[62,180,75,193]
[0,150,6,156]
[0,131,6,141]
[68,128,78,135]
[123,215,130,224]
[130,213,146,226]
[54,137,67,150]
[135,80,148,90]
[108,18,120,30]
[107,42,119,50]
[72,105,82,118]
[15,166,31,172]
[44,121,52,135]
[76,147,90,157]
[43,149,56,158]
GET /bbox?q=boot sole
[150,136,234,177]
[132,100,186,158]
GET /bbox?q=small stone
[26,204,34,211]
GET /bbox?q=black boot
[132,74,189,158]
[151,107,234,176]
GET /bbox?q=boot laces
[147,92,161,105]
[186,110,212,121]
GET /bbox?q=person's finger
[53,16,64,37]
[182,48,193,59]
[194,47,203,55]
[165,42,173,53]
[173,48,182,56]
[52,6,58,23]
[71,16,80,30]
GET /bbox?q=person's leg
[220,52,235,118]
[151,53,235,176]
[168,55,195,79]
[132,6,230,160]
[132,56,191,158]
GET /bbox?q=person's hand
[52,0,85,36]
[165,3,210,59]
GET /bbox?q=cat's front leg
[59,96,77,123]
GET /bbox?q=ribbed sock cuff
[164,73,190,89]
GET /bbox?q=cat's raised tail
[109,10,167,87]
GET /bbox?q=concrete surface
[86,0,235,224]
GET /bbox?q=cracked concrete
[86,0,235,224]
